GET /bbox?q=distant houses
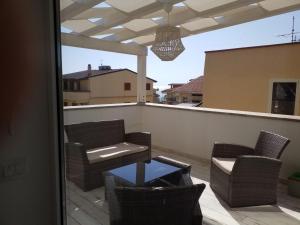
[162,77,204,106]
[63,64,157,106]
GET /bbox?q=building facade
[63,65,156,106]
[203,43,300,115]
[162,77,203,105]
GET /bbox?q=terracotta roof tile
[171,76,204,94]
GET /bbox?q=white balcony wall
[63,103,142,133]
[64,103,300,179]
[63,91,90,101]
[142,104,300,179]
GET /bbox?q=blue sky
[62,10,300,90]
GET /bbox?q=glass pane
[271,82,296,115]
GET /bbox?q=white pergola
[60,0,300,103]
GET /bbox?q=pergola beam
[143,2,300,46]
[61,33,147,56]
[81,0,184,36]
[112,0,263,43]
[61,0,106,23]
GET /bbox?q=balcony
[64,103,300,225]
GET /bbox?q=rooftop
[205,42,300,54]
[63,67,157,82]
[170,76,204,94]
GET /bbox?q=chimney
[87,64,92,76]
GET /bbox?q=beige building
[162,77,203,105]
[203,42,300,115]
[63,65,156,106]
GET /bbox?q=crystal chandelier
[151,4,185,61]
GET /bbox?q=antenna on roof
[277,16,300,43]
[100,59,103,66]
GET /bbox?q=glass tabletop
[108,159,182,186]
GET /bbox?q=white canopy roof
[60,0,300,55]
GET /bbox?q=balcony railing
[64,103,300,180]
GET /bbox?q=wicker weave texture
[254,130,290,159]
[210,130,290,207]
[106,175,205,225]
[151,25,185,61]
[64,120,151,191]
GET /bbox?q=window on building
[271,82,297,115]
[72,103,78,106]
[64,102,68,106]
[124,82,131,91]
[70,81,74,91]
[63,80,68,91]
[146,83,151,90]
[73,81,78,91]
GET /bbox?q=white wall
[142,104,300,179]
[64,104,143,133]
[64,104,300,179]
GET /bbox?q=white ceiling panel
[259,0,300,11]
[62,20,98,33]
[106,0,157,13]
[133,34,155,44]
[123,19,158,32]
[182,18,218,31]
[184,0,238,12]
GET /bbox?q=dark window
[146,83,151,90]
[271,82,296,115]
[64,102,68,106]
[192,93,202,96]
[63,80,68,91]
[70,81,74,91]
[72,103,78,106]
[124,82,131,91]
[72,81,80,91]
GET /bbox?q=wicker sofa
[65,119,151,191]
[210,130,290,207]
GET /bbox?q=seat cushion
[86,142,148,164]
[212,157,236,175]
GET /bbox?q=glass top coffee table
[105,158,185,187]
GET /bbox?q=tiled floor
[66,149,300,225]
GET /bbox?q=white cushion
[86,142,148,164]
[212,157,236,175]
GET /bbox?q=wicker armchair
[106,174,206,225]
[210,131,290,207]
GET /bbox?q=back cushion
[65,120,125,149]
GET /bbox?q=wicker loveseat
[210,130,290,207]
[65,119,151,191]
